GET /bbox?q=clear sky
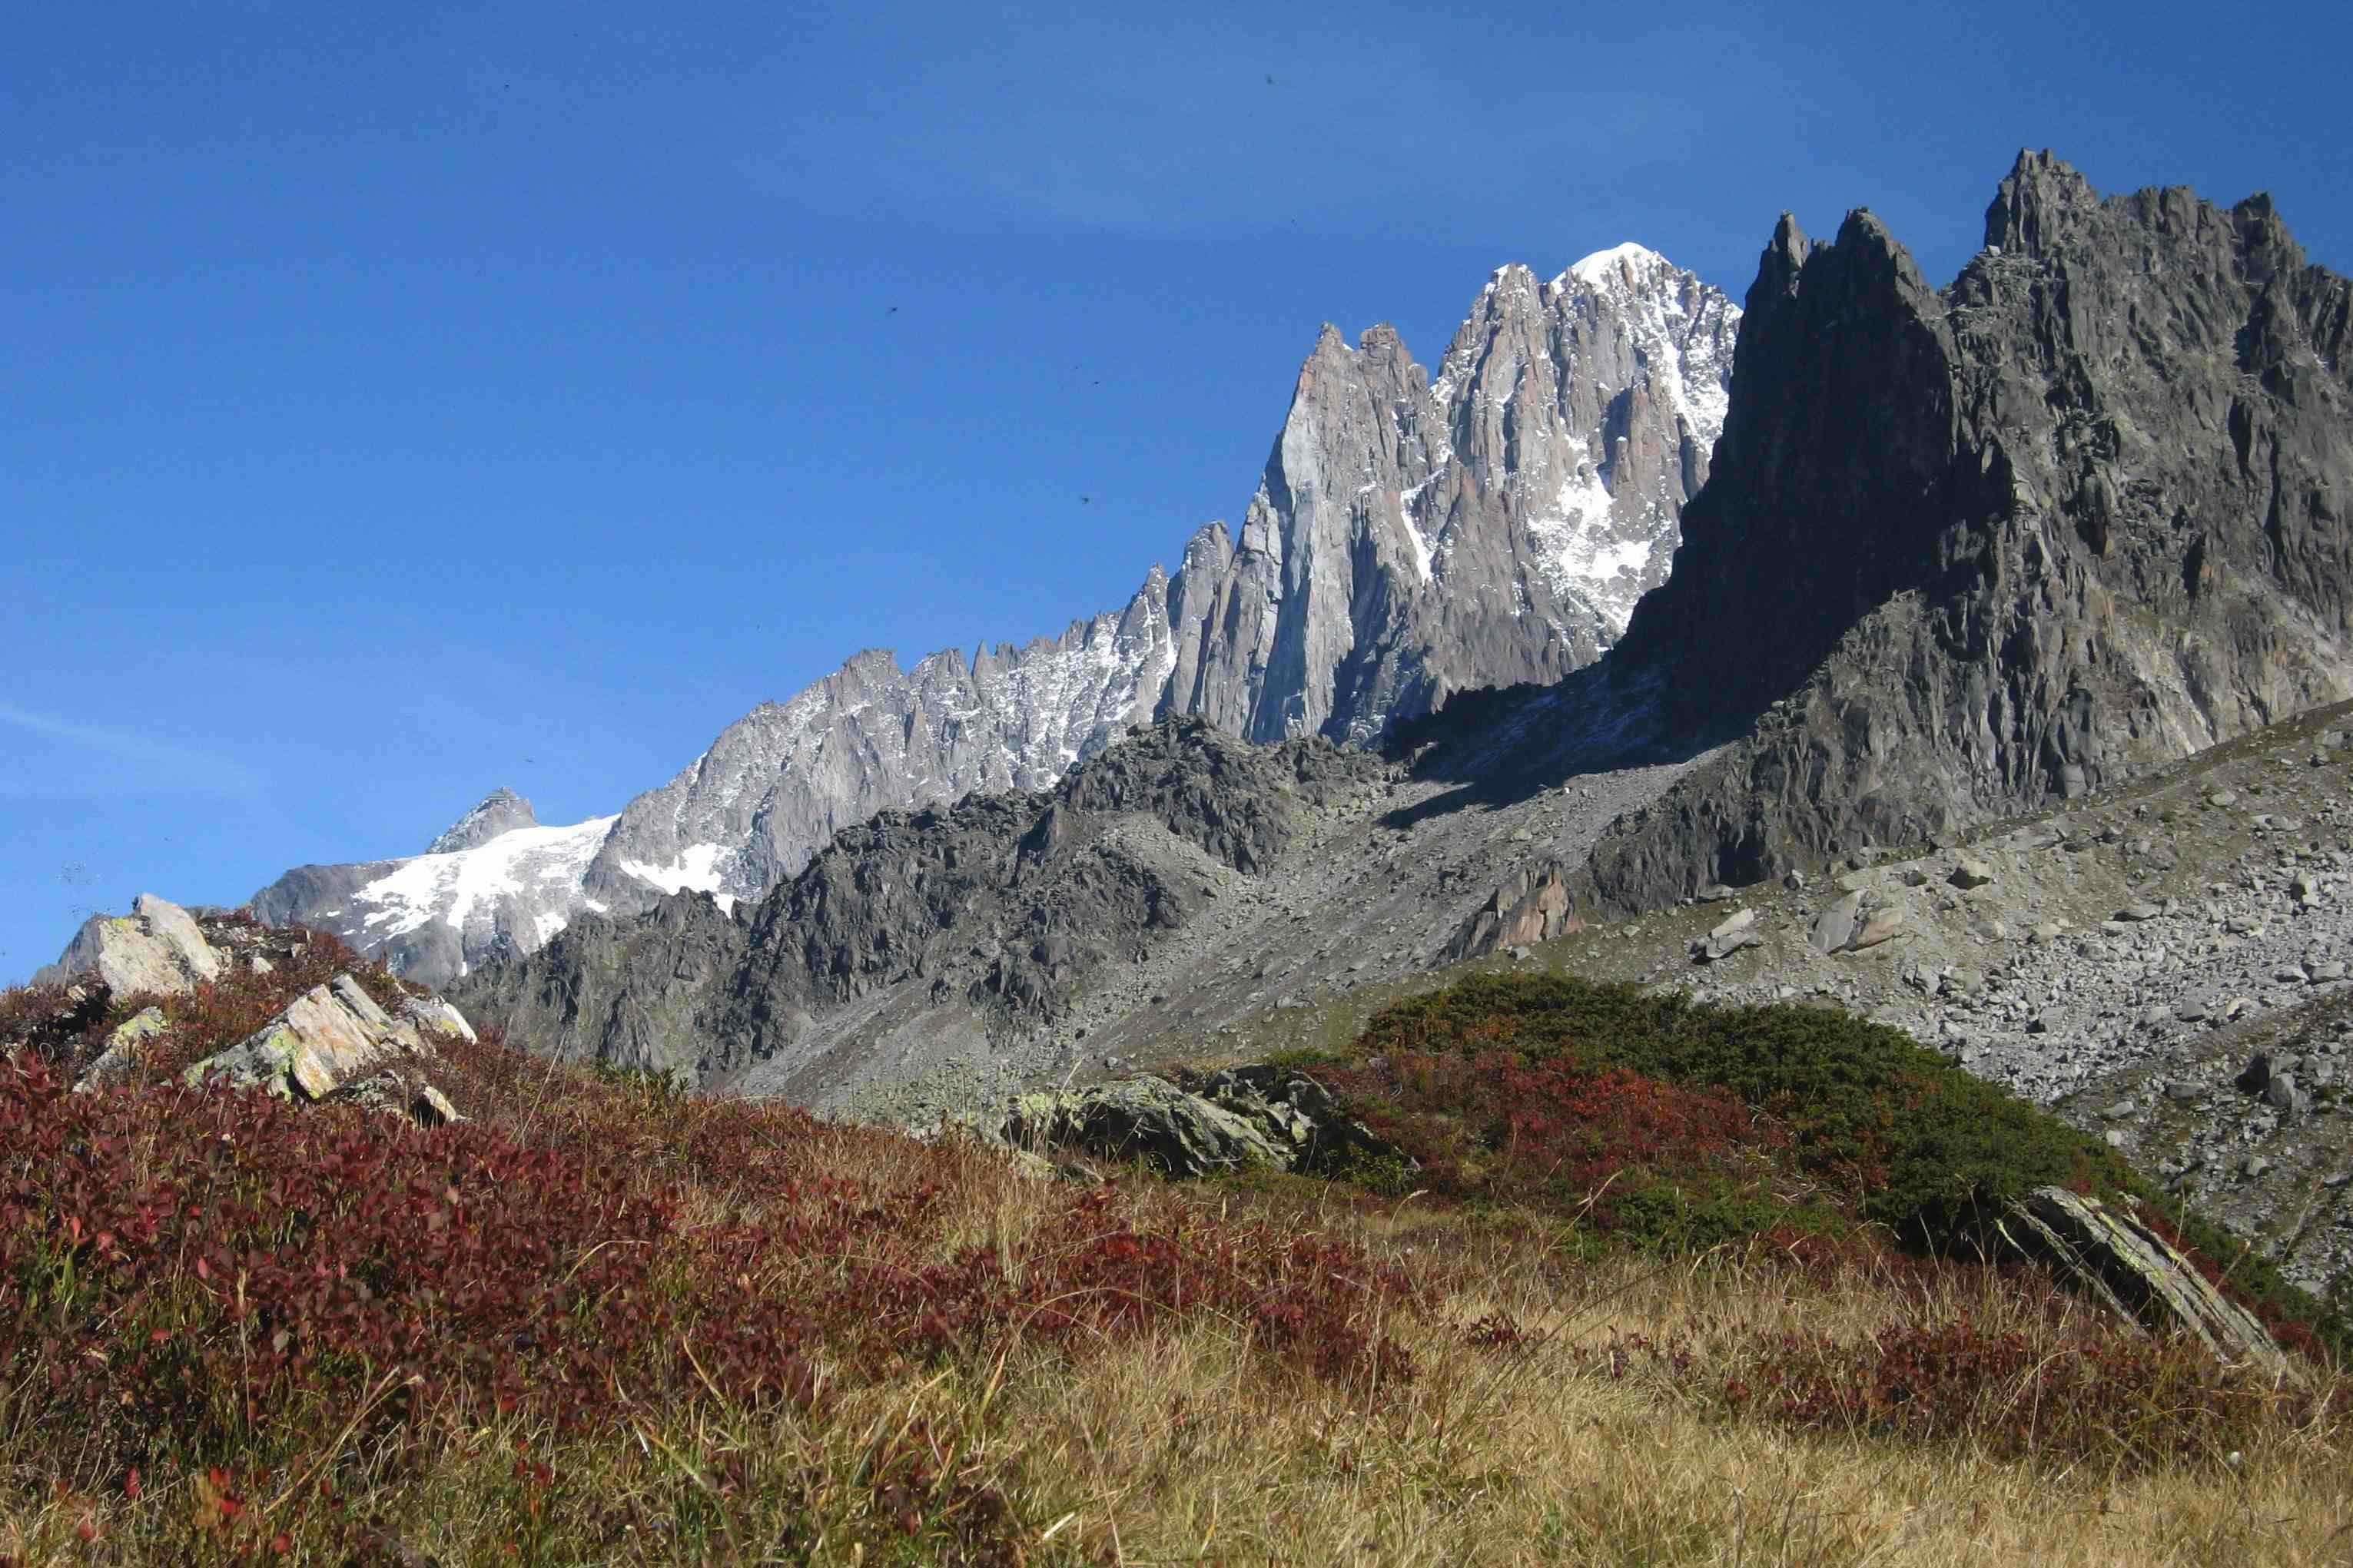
[5,0,2348,983]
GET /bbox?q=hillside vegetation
[3,950,2351,1563]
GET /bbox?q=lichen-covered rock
[994,1066,1406,1181]
[72,1006,168,1091]
[1998,1185,2285,1371]
[187,973,447,1102]
[1000,1076,1294,1178]
[400,993,477,1043]
[35,893,223,996]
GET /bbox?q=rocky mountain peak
[425,787,537,855]
[1570,153,2353,910]
[1983,148,2101,256]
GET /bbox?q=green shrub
[1339,973,2348,1356]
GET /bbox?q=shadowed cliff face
[1574,150,2353,909]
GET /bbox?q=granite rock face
[576,247,1736,915]
[1455,151,2353,924]
[451,719,1386,1108]
[579,575,1181,920]
[1165,248,1737,746]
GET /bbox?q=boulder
[996,1067,1406,1180]
[1849,907,1906,950]
[1809,893,1863,954]
[400,994,478,1043]
[1949,859,1996,890]
[36,893,223,996]
[187,973,450,1102]
[2265,1073,2308,1118]
[1997,1185,2285,1371]
[1695,907,1764,962]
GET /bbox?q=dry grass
[8,1162,2349,1564]
[989,1221,2353,1566]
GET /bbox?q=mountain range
[251,244,1740,986]
[436,151,2353,1139]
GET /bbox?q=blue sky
[5,0,2348,983]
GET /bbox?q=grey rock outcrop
[1443,865,1581,962]
[34,893,224,996]
[1998,1185,2285,1371]
[1589,153,2353,906]
[994,1066,1404,1179]
[73,1006,168,1090]
[187,972,474,1111]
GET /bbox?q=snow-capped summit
[1561,240,1671,289]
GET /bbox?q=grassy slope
[3,948,2352,1563]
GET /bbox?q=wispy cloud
[0,703,265,800]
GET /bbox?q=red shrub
[1314,1049,1797,1237]
[0,1038,1421,1491]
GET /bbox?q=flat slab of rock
[1999,1185,2284,1371]
[1809,892,1862,954]
[1695,907,1764,962]
[36,893,223,996]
